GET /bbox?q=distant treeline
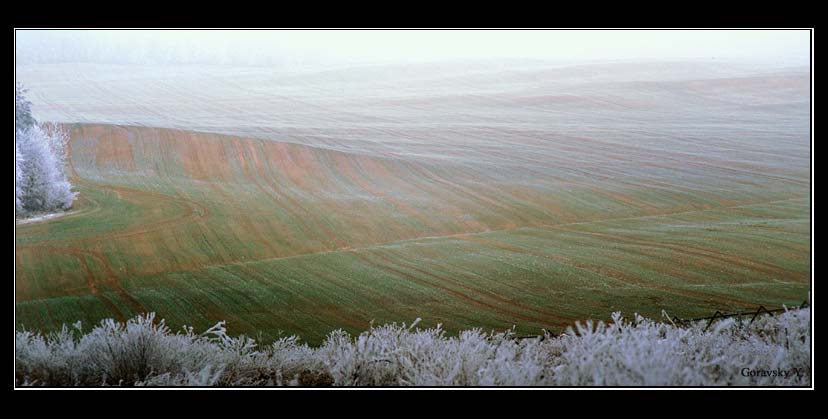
[16,31,335,68]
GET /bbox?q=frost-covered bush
[316,320,559,386]
[550,311,810,386]
[15,84,77,215]
[15,309,811,387]
[15,314,323,386]
[17,124,77,213]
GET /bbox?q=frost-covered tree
[16,143,24,212]
[15,85,76,214]
[15,83,36,131]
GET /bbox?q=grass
[15,123,810,345]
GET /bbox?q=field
[15,61,811,345]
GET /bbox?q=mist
[15,29,810,69]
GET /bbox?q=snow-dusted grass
[15,308,810,387]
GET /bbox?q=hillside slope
[15,62,811,344]
[16,122,809,344]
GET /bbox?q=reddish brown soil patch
[170,130,234,181]
[94,126,136,172]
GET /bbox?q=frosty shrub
[15,84,77,215]
[17,124,77,213]
[15,309,811,387]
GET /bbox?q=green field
[16,121,810,345]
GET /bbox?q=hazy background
[15,30,811,68]
[15,29,811,162]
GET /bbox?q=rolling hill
[15,61,811,344]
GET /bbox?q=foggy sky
[15,29,811,68]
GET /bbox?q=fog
[15,29,810,172]
[15,29,810,69]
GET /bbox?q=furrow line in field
[350,250,564,328]
[458,235,756,309]
[366,248,575,323]
[549,225,805,282]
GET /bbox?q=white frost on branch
[15,84,77,215]
[14,309,811,386]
